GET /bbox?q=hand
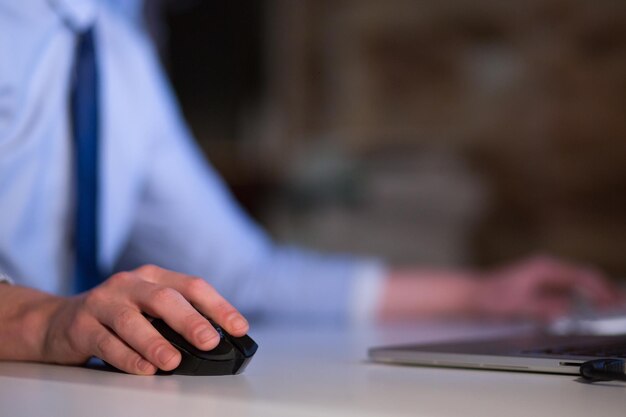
[379,256,623,322]
[472,256,623,321]
[41,265,248,375]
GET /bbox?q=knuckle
[108,271,134,286]
[83,287,106,309]
[186,315,211,336]
[213,300,237,318]
[186,277,210,294]
[83,283,117,312]
[136,264,161,277]
[146,338,170,359]
[150,287,180,305]
[95,334,115,357]
[111,308,136,333]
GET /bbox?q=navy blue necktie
[72,28,102,293]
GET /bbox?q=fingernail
[137,359,152,372]
[198,327,218,345]
[231,317,248,331]
[157,347,177,365]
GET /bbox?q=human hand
[41,265,248,375]
[379,256,622,322]
[471,256,623,321]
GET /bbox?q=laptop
[368,315,626,375]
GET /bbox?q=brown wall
[167,0,626,275]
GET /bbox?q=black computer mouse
[150,318,258,376]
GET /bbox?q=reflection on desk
[1,322,624,417]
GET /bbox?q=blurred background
[145,0,625,276]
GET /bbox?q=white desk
[1,322,625,417]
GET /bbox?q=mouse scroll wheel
[215,326,225,339]
[209,320,225,339]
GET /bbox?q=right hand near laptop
[379,256,623,321]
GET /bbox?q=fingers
[93,304,182,372]
[523,257,620,306]
[571,268,622,306]
[135,266,249,337]
[174,278,249,337]
[482,255,623,321]
[39,298,159,373]
[89,324,157,375]
[132,280,222,350]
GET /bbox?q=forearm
[378,268,480,320]
[0,284,62,361]
[223,247,367,321]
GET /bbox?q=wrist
[379,268,482,320]
[0,285,65,362]
[27,294,67,362]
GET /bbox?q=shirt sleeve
[113,36,385,323]
[0,272,13,285]
[349,263,386,325]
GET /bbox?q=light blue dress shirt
[0,0,383,321]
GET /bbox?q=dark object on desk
[580,359,626,382]
[151,318,258,376]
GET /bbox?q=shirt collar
[47,0,98,32]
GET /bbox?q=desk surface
[1,322,625,417]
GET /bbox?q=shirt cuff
[0,272,14,285]
[348,261,387,325]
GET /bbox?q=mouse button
[151,319,220,359]
[151,319,192,350]
[194,338,236,361]
[228,335,258,358]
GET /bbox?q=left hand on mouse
[37,265,249,375]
